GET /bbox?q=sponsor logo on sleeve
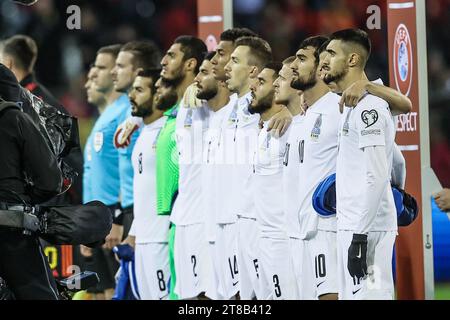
[360,109,381,136]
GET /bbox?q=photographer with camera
[0,64,63,300]
[0,34,83,206]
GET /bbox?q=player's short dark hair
[121,40,161,70]
[282,56,295,65]
[97,44,122,59]
[330,28,371,60]
[220,28,258,43]
[298,35,330,65]
[137,68,161,93]
[1,35,38,71]
[235,36,272,69]
[204,51,216,61]
[174,36,207,74]
[264,61,283,77]
[318,39,331,56]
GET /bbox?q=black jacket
[19,73,83,205]
[0,102,62,204]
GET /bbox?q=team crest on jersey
[393,24,413,97]
[310,114,322,141]
[93,131,103,152]
[184,109,193,128]
[228,105,238,124]
[342,110,352,136]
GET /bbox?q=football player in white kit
[289,36,341,300]
[170,48,210,299]
[171,51,229,300]
[122,70,176,300]
[278,56,309,300]
[208,30,292,299]
[321,29,397,300]
[221,36,275,300]
[207,28,257,300]
[249,62,297,300]
[195,51,238,299]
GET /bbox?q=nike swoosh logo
[356,246,362,259]
[232,281,239,286]
[352,288,361,295]
[317,281,325,288]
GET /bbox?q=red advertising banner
[387,0,424,299]
[197,0,226,51]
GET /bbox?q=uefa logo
[393,24,413,97]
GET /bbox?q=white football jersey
[296,92,340,240]
[202,95,238,240]
[170,102,210,226]
[216,92,259,223]
[336,94,397,232]
[282,114,305,238]
[253,119,290,239]
[131,116,170,243]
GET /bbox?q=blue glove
[113,244,134,261]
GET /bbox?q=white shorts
[173,224,209,299]
[237,217,260,300]
[204,241,222,300]
[259,236,295,300]
[337,231,397,300]
[288,238,302,299]
[215,222,240,299]
[134,242,170,300]
[301,230,338,299]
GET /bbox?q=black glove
[347,233,368,279]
